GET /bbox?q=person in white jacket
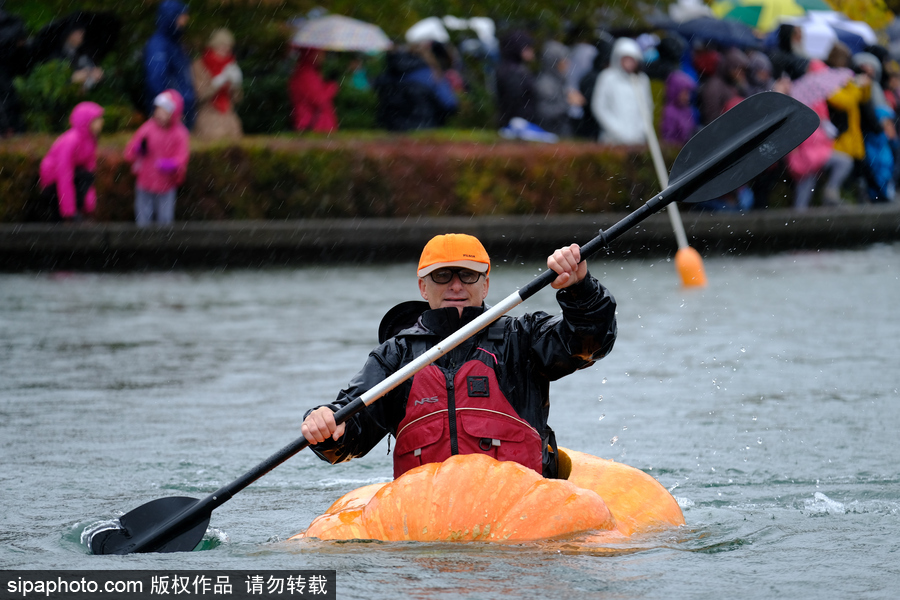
[591,37,653,145]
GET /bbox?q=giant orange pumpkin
[557,447,684,536]
[290,448,683,543]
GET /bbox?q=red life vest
[392,355,543,479]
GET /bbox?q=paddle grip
[333,397,367,427]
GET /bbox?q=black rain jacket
[306,274,617,478]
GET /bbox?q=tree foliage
[827,0,895,31]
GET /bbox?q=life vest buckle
[479,438,501,451]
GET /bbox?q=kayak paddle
[90,92,818,555]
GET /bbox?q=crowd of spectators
[3,1,900,218]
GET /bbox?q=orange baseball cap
[417,234,491,277]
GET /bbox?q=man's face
[418,269,490,316]
[621,56,638,73]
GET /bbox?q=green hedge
[0,134,678,222]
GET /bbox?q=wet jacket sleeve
[526,271,617,380]
[304,340,405,465]
[124,122,148,163]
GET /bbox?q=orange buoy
[675,245,707,287]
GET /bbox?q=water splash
[804,492,846,515]
[196,527,229,550]
[676,496,694,508]
[80,518,121,551]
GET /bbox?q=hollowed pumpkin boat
[290,448,684,544]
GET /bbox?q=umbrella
[405,17,450,43]
[809,10,878,45]
[655,16,763,49]
[32,11,120,65]
[765,11,877,59]
[712,0,831,32]
[291,15,392,52]
[789,65,854,107]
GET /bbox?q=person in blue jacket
[374,43,459,131]
[143,0,196,129]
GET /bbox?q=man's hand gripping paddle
[90,92,818,555]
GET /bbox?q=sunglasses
[428,268,485,284]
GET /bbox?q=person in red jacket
[38,101,104,222]
[288,47,338,133]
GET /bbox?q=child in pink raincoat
[124,89,190,226]
[38,101,104,221]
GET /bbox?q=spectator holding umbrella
[826,42,872,204]
[288,47,338,133]
[144,1,196,129]
[287,14,392,134]
[786,59,855,210]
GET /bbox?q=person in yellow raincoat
[825,42,872,205]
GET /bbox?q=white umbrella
[811,11,877,45]
[291,15,392,52]
[405,16,450,43]
[781,10,878,59]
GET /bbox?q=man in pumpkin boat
[301,233,617,479]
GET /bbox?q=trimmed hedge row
[1,134,678,223]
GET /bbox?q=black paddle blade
[668,92,819,204]
[90,496,209,555]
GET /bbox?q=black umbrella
[32,11,121,65]
[652,16,762,49]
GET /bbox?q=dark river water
[2,244,898,598]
